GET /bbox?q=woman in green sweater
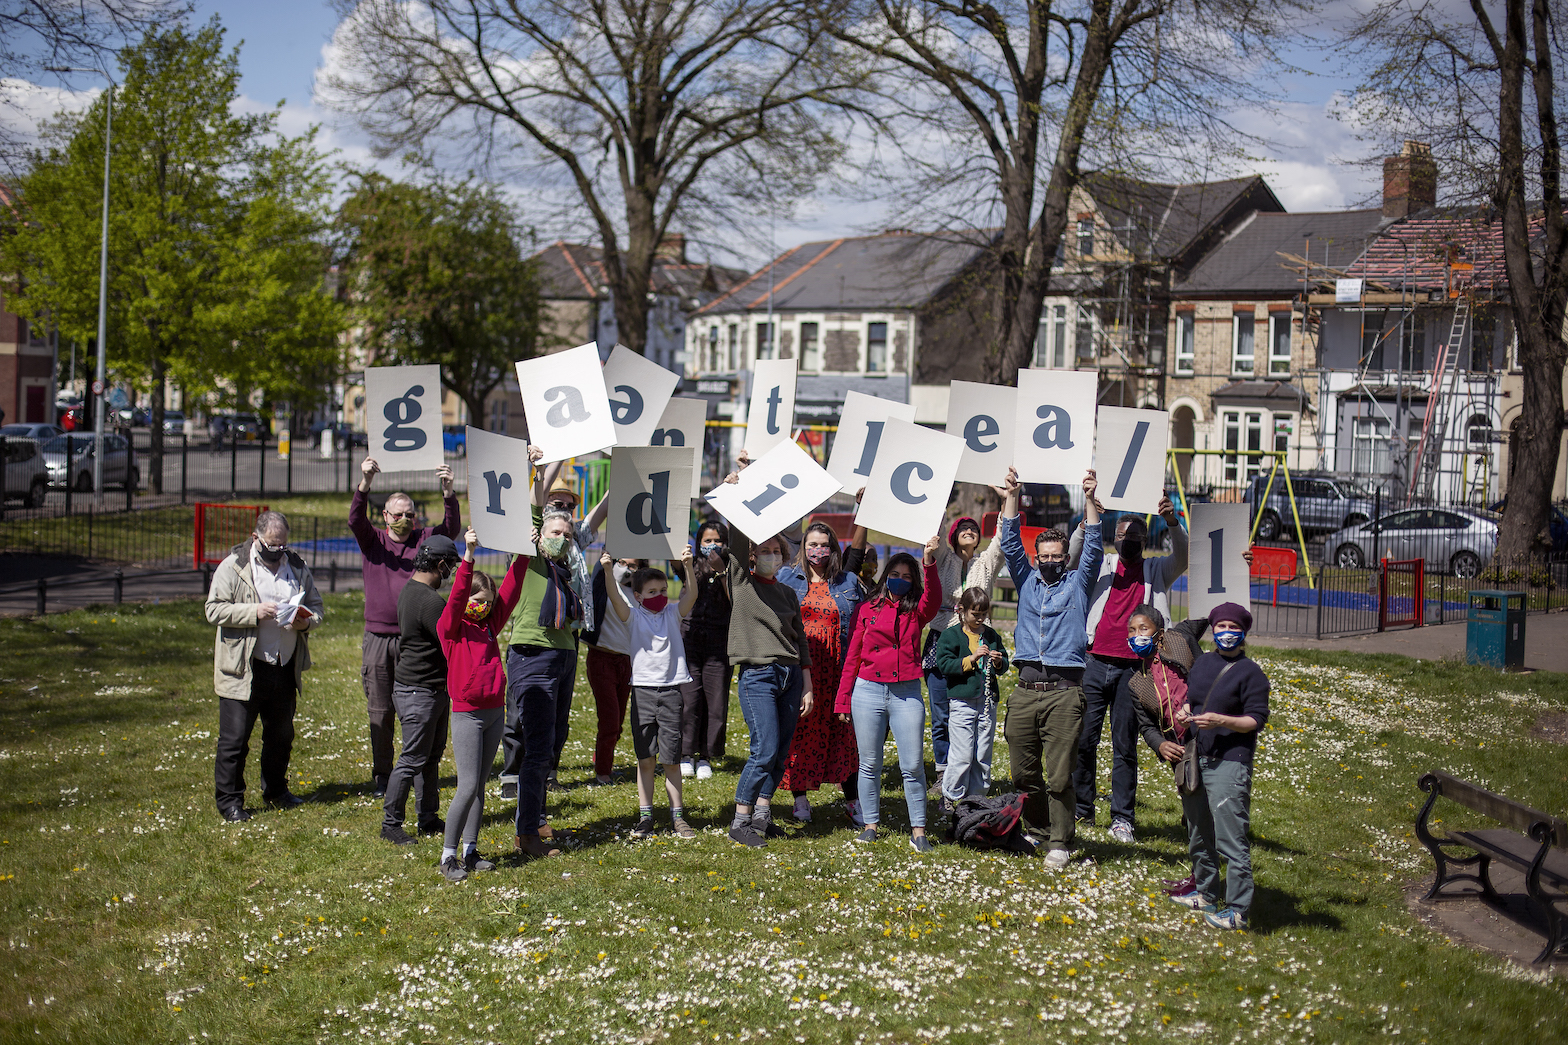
[932,587,1010,809]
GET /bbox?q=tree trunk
[149,355,166,495]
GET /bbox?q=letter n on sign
[605,446,693,560]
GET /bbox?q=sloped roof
[532,241,749,302]
[1081,173,1284,263]
[696,231,988,314]
[1175,209,1387,295]
[1344,208,1527,292]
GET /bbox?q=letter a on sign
[1187,502,1249,622]
[743,358,798,456]
[855,418,965,545]
[601,344,680,447]
[515,343,617,464]
[947,380,1015,486]
[364,364,444,471]
[1012,368,1095,486]
[705,438,839,544]
[1094,405,1170,514]
[605,446,693,560]
[825,390,915,492]
[464,427,536,555]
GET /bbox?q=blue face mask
[1127,634,1157,657]
[885,576,913,598]
[1213,629,1245,651]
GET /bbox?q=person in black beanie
[1172,601,1269,931]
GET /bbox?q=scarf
[538,555,583,630]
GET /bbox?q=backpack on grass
[945,793,1032,853]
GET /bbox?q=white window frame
[1267,313,1292,376]
[800,321,820,372]
[1350,416,1392,476]
[1076,219,1094,257]
[1231,313,1256,376]
[1175,313,1195,375]
[866,321,888,373]
[1221,408,1266,482]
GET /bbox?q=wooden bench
[1416,770,1568,963]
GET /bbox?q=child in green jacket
[933,587,1010,808]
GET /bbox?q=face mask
[464,596,492,622]
[386,517,415,540]
[754,552,783,577]
[1127,634,1157,657]
[540,535,570,561]
[700,542,723,558]
[255,541,285,566]
[640,593,669,613]
[1117,537,1143,560]
[1213,629,1245,651]
[805,546,832,564]
[1038,560,1065,585]
[885,576,912,598]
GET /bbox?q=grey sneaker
[500,782,517,800]
[728,824,766,847]
[1204,906,1248,931]
[440,855,468,882]
[909,834,934,854]
[463,851,496,872]
[380,825,416,846]
[1109,818,1135,844]
[630,817,657,839]
[1042,848,1070,870]
[672,817,697,839]
[853,827,877,844]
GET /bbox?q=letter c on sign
[890,460,933,505]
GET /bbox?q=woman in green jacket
[932,587,1010,809]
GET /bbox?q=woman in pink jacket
[836,535,942,851]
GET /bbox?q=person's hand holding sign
[359,457,380,493]
[437,464,454,498]
[923,534,940,566]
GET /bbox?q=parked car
[232,414,268,441]
[1486,498,1568,555]
[162,410,186,436]
[41,433,138,491]
[1322,506,1499,577]
[442,424,467,454]
[0,423,63,442]
[310,421,367,450]
[3,436,49,507]
[1245,472,1378,541]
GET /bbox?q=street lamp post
[47,65,114,501]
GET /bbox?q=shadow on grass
[1249,883,1347,934]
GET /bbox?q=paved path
[1254,610,1568,674]
[0,556,363,617]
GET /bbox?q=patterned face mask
[464,595,492,622]
[540,535,570,561]
[805,546,832,564]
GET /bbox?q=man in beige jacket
[205,510,325,821]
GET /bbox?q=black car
[1244,472,1379,541]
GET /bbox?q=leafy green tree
[335,172,543,430]
[0,17,345,493]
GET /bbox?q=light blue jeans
[851,678,928,829]
[941,693,995,802]
[1180,757,1255,919]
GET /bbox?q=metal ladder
[1407,297,1470,505]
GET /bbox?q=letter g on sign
[382,385,427,451]
[890,460,934,504]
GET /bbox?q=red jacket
[438,557,529,713]
[835,559,941,713]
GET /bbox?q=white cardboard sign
[825,390,916,493]
[515,343,618,464]
[947,380,1015,486]
[1094,406,1170,514]
[464,426,536,555]
[601,344,680,447]
[604,446,693,560]
[855,418,965,546]
[364,365,444,471]
[1013,368,1097,485]
[650,396,707,499]
[1188,502,1251,623]
[744,358,798,456]
[704,437,839,544]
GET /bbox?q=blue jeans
[1074,655,1140,824]
[506,646,576,838]
[851,678,928,828]
[1181,757,1255,919]
[734,664,803,806]
[941,693,995,802]
[922,632,949,770]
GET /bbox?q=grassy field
[1,594,1567,1044]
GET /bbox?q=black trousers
[215,660,297,814]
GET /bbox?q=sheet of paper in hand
[464,426,537,555]
[1094,405,1170,514]
[601,344,680,447]
[1188,502,1251,623]
[743,358,798,456]
[855,418,965,545]
[704,438,839,544]
[515,343,617,463]
[604,446,694,560]
[1012,368,1096,485]
[825,390,916,493]
[364,365,444,471]
[947,380,1015,486]
[650,396,708,499]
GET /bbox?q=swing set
[1165,447,1316,591]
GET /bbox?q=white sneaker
[843,799,864,827]
[793,796,812,822]
[679,760,695,778]
[695,760,713,780]
[1043,848,1070,870]
[1109,818,1136,844]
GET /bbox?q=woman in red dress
[777,518,870,825]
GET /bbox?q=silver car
[3,436,49,507]
[41,433,138,491]
[1322,507,1499,577]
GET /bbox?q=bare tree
[324,0,872,357]
[1343,0,1568,558]
[830,0,1302,384]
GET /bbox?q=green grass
[1,596,1567,1043]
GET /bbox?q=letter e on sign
[947,380,1016,486]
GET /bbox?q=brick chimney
[1383,141,1437,219]
[655,233,687,263]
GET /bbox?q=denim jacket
[1001,515,1102,669]
[776,565,864,653]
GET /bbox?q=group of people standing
[202,445,1269,928]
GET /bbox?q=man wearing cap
[1172,602,1270,931]
[352,457,459,797]
[382,534,462,845]
[1069,501,1187,845]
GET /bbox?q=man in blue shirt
[999,466,1102,869]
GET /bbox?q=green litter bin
[1465,589,1526,670]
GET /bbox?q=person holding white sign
[1068,496,1188,846]
[998,467,1102,867]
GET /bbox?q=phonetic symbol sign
[605,446,695,560]
[743,358,798,456]
[1094,405,1170,514]
[650,396,708,498]
[1188,502,1250,622]
[1012,368,1096,485]
[947,380,1016,486]
[515,343,617,464]
[601,344,680,447]
[364,364,444,471]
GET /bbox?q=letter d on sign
[626,470,671,535]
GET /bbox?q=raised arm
[532,446,559,507]
[600,551,632,622]
[677,547,699,617]
[583,490,610,538]
[348,468,379,553]
[494,552,531,624]
[440,558,474,643]
[997,467,1032,584]
[916,541,943,625]
[433,464,460,537]
[1154,494,1189,586]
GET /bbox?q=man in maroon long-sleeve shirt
[352,456,460,795]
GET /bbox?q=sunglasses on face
[384,510,417,520]
[257,538,287,553]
